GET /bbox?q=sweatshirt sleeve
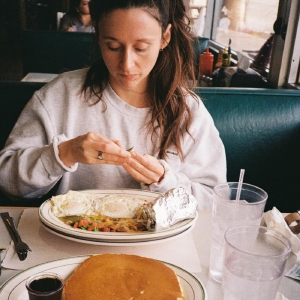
[59,14,75,31]
[146,99,227,211]
[0,91,76,200]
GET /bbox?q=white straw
[236,169,245,202]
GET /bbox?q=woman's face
[78,0,90,15]
[98,8,171,95]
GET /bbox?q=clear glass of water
[222,225,291,300]
[209,182,268,283]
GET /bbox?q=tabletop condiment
[26,273,64,300]
[227,38,232,66]
[199,48,214,77]
[215,48,223,69]
[212,47,229,87]
[29,277,62,292]
[198,75,213,87]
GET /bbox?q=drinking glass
[209,182,268,283]
[222,225,291,300]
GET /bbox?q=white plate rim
[39,189,198,243]
[41,220,196,246]
[0,255,207,300]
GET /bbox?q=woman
[59,0,94,32]
[0,0,226,210]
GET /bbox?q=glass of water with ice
[222,225,291,300]
[209,182,268,283]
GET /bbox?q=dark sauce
[28,277,63,300]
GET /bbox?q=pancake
[63,254,185,300]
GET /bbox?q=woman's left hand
[122,152,164,185]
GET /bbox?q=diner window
[189,0,300,88]
[213,0,278,59]
[288,15,300,88]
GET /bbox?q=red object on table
[199,48,214,77]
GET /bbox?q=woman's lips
[120,74,137,80]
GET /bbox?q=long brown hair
[82,0,197,160]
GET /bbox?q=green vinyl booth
[22,30,100,76]
[1,81,300,212]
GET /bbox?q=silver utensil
[127,146,134,152]
[0,212,31,261]
[0,248,6,276]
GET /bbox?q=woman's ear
[161,24,172,49]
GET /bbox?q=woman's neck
[81,14,91,26]
[109,78,150,108]
[118,90,150,108]
[110,83,149,108]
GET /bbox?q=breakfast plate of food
[39,189,198,245]
[41,221,193,246]
[0,254,207,299]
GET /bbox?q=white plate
[39,189,198,245]
[0,255,207,300]
[41,221,194,246]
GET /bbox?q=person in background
[0,0,226,210]
[59,0,94,32]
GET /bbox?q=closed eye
[108,46,148,53]
[108,46,121,51]
[136,47,148,52]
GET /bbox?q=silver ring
[98,151,104,160]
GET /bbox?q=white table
[21,73,58,82]
[0,208,299,299]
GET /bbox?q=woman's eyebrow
[101,36,117,41]
[101,36,155,43]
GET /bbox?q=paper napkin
[263,207,300,253]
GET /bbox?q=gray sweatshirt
[0,69,226,210]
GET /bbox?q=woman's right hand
[58,132,131,168]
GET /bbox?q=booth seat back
[21,31,206,78]
[1,81,300,211]
[196,87,300,212]
[22,30,100,75]
[0,82,46,151]
[0,81,47,206]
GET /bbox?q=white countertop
[0,208,299,299]
[21,73,58,82]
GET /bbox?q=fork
[0,248,6,275]
[0,212,31,261]
[126,146,134,152]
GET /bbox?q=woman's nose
[120,49,135,70]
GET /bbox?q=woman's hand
[58,132,131,167]
[122,152,165,185]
